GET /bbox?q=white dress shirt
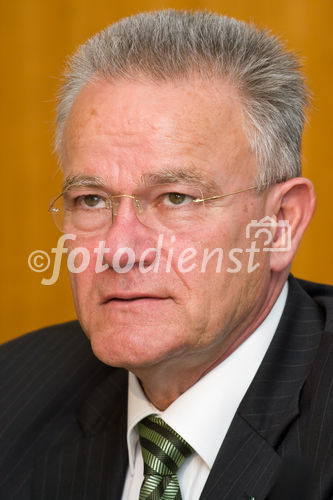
[121,282,288,500]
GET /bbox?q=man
[1,9,332,500]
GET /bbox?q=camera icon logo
[246,216,291,252]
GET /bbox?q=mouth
[102,295,168,305]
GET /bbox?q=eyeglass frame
[48,185,258,232]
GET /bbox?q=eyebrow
[140,167,219,194]
[63,167,220,195]
[63,175,107,191]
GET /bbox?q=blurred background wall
[1,0,332,344]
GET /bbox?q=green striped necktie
[138,415,194,500]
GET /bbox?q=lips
[101,294,167,304]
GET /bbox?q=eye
[161,192,194,207]
[84,194,105,207]
[74,194,107,209]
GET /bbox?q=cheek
[66,240,99,302]
[165,235,227,307]
[167,217,262,289]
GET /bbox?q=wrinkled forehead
[61,77,256,189]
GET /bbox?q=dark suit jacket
[1,275,333,499]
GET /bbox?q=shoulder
[0,321,103,386]
[295,276,333,301]
[0,321,113,409]
[0,323,127,498]
[1,319,87,356]
[288,276,333,392]
[301,327,333,497]
[289,276,333,330]
[289,278,333,494]
[288,275,333,332]
[0,321,114,427]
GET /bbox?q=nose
[102,196,159,271]
[111,194,137,222]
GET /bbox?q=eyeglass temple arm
[192,186,257,203]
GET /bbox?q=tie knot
[138,415,194,476]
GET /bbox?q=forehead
[61,76,255,188]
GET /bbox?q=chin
[87,325,187,370]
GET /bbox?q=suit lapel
[200,276,325,499]
[32,368,129,500]
[199,413,281,499]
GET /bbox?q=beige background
[1,0,332,344]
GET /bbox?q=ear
[266,178,316,273]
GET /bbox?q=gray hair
[55,9,308,188]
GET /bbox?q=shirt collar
[126,282,288,472]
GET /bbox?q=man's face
[62,77,273,371]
